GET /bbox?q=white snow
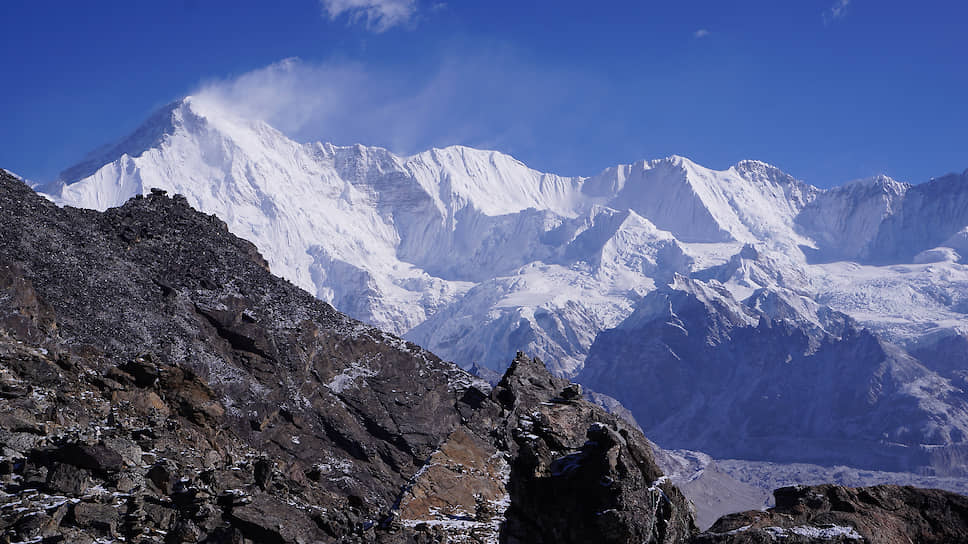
[764,524,863,540]
[326,361,377,393]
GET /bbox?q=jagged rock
[119,355,161,387]
[397,426,508,525]
[53,442,124,474]
[0,263,56,344]
[392,352,698,542]
[253,457,272,490]
[103,436,143,468]
[0,412,45,436]
[143,500,177,531]
[560,382,583,400]
[12,510,50,540]
[146,460,176,494]
[494,353,697,544]
[45,462,91,495]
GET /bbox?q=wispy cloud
[693,29,710,39]
[319,0,417,32]
[192,54,588,158]
[823,0,850,25]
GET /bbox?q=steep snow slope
[47,98,470,334]
[406,208,694,374]
[796,175,909,261]
[810,261,968,345]
[868,170,968,263]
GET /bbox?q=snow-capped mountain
[41,96,821,375]
[43,97,968,377]
[38,97,968,472]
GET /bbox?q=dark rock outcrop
[491,354,696,544]
[694,484,968,544]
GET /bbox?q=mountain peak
[841,174,908,193]
[60,94,298,183]
[731,159,790,180]
[56,99,189,184]
[733,158,777,169]
[649,154,698,171]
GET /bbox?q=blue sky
[2,0,966,187]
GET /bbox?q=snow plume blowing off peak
[192,58,369,140]
[189,55,584,159]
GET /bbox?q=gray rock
[72,501,120,536]
[45,463,91,495]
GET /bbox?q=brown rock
[55,442,124,474]
[72,501,121,536]
[112,388,170,417]
[398,427,508,522]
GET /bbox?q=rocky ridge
[38,99,968,484]
[0,169,696,542]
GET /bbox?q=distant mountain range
[39,96,968,473]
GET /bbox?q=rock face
[0,169,697,543]
[0,167,476,542]
[490,353,696,544]
[694,484,968,544]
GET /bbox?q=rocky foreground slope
[0,169,698,542]
[2,170,967,542]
